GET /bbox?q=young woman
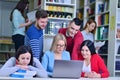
[42,33,70,77]
[81,19,97,42]
[79,40,109,78]
[0,45,48,78]
[10,0,32,51]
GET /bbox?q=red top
[59,28,83,60]
[81,54,109,78]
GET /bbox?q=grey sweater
[0,57,48,78]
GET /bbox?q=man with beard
[24,9,48,61]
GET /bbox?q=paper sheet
[27,10,37,21]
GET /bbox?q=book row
[47,11,72,19]
[46,0,72,4]
[98,13,109,26]
[45,21,69,34]
[46,5,73,13]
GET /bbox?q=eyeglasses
[56,44,65,48]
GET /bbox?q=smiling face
[67,22,80,37]
[36,18,48,29]
[18,52,31,66]
[81,45,91,59]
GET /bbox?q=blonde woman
[42,33,70,77]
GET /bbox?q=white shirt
[82,60,91,73]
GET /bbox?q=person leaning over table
[58,18,83,60]
[0,45,48,78]
[79,40,109,78]
[42,33,70,77]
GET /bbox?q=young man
[58,18,83,60]
[24,9,48,61]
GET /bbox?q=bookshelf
[78,0,120,77]
[0,37,15,64]
[107,0,120,77]
[77,0,84,30]
[41,0,76,35]
[0,0,17,37]
[0,0,17,64]
[78,0,109,66]
[28,0,77,52]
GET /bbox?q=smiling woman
[0,45,48,78]
[41,33,70,77]
[79,40,109,78]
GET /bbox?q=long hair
[83,19,97,35]
[50,33,67,51]
[15,45,33,65]
[80,40,96,55]
[10,0,29,21]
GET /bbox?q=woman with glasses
[42,33,70,77]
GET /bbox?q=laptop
[52,60,83,79]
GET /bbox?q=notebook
[52,60,83,79]
[27,10,37,21]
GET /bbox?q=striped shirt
[24,25,43,60]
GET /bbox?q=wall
[0,1,17,37]
[43,36,53,52]
[0,2,2,36]
[76,0,80,10]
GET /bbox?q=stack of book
[10,69,37,78]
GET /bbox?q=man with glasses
[58,18,83,60]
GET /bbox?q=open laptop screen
[52,60,83,79]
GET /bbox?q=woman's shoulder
[81,30,85,33]
[13,9,20,14]
[45,51,53,54]
[44,51,54,56]
[5,57,16,64]
[92,54,103,60]
[9,57,16,61]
